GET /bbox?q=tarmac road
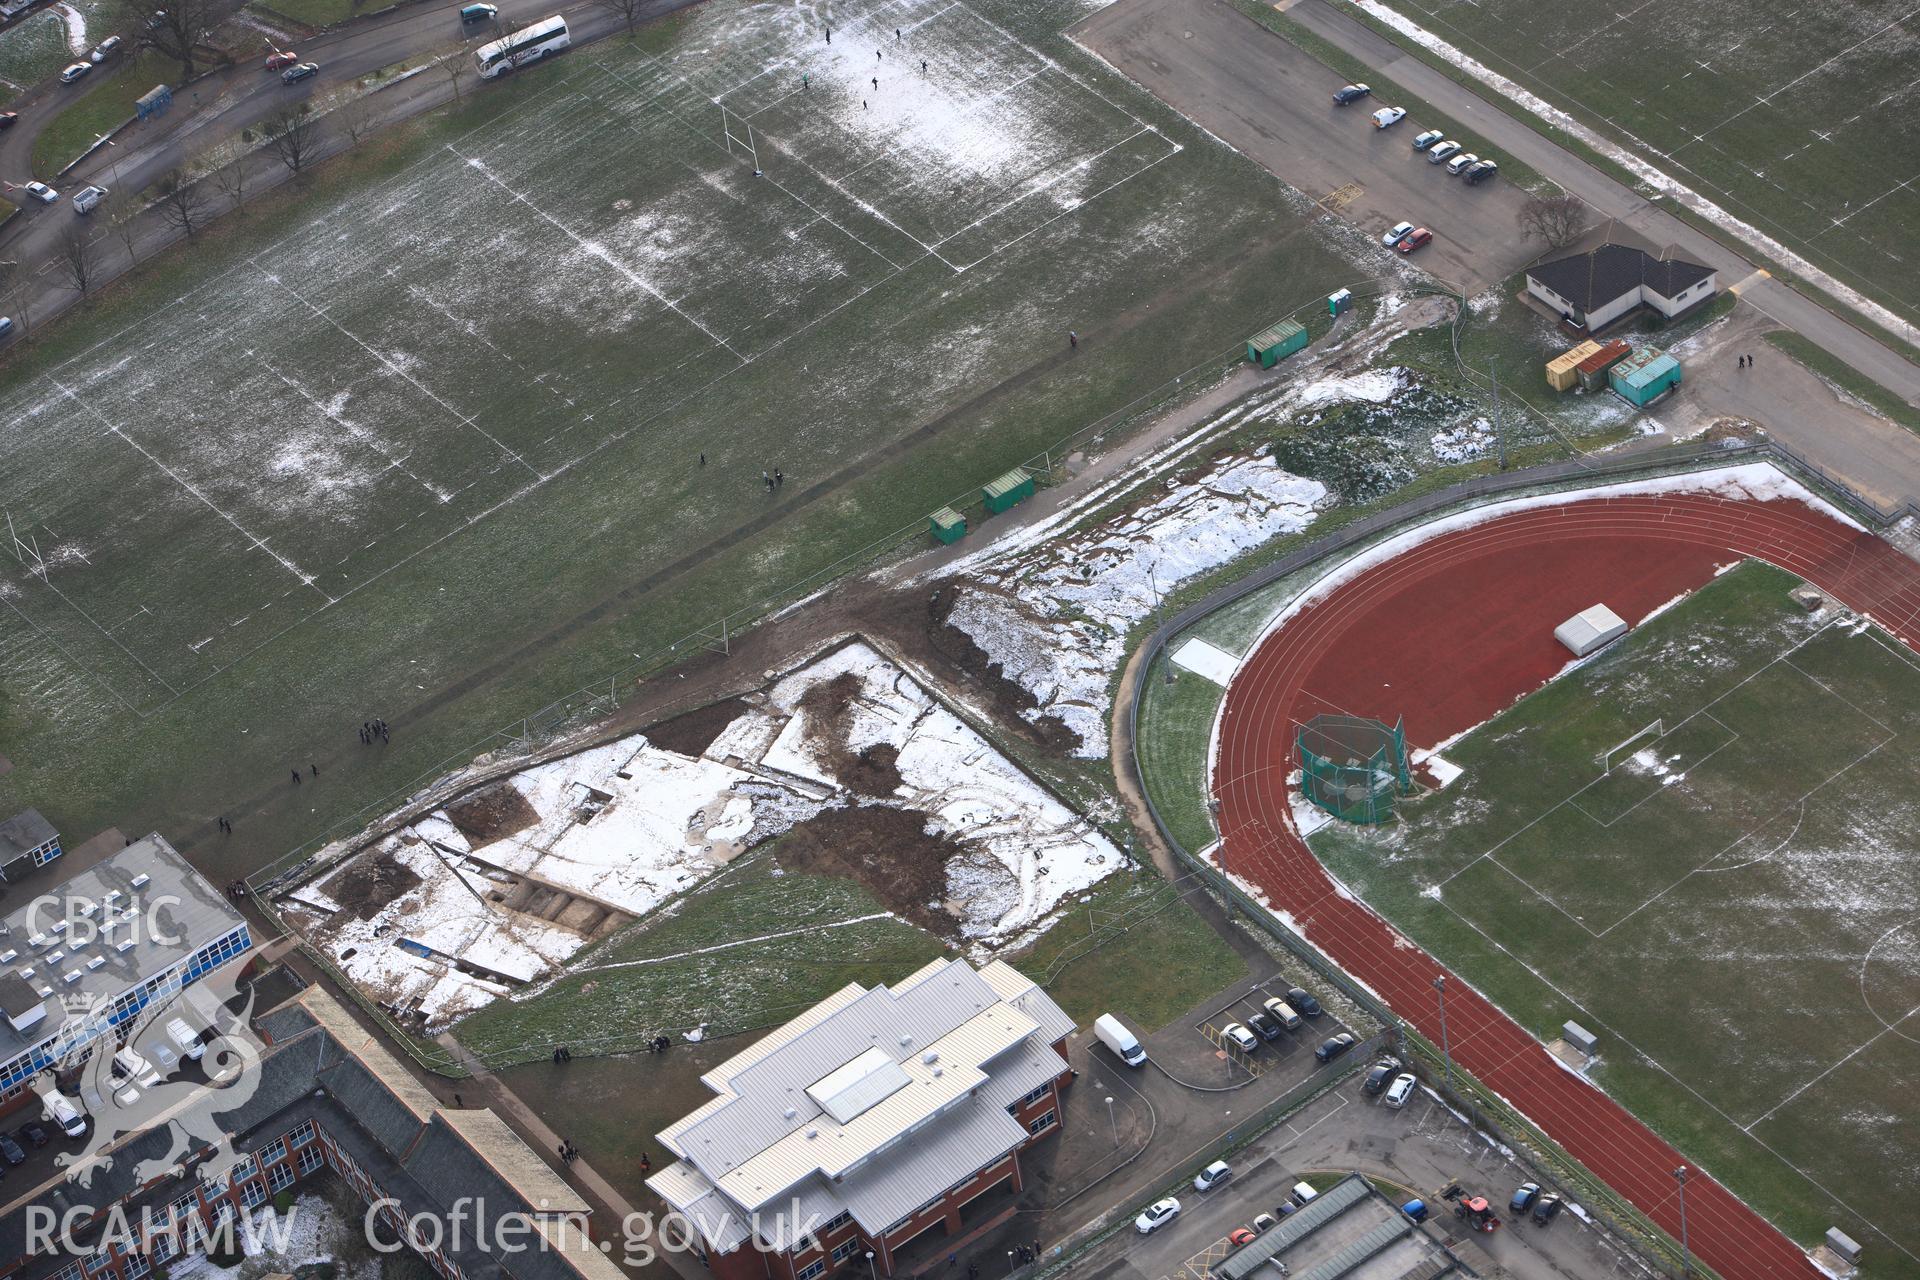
[1077,0,1518,296]
[1075,0,1920,505]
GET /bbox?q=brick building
[0,986,622,1280]
[648,958,1076,1280]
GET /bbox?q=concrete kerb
[56,116,138,180]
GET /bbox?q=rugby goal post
[1598,719,1663,775]
[719,104,761,176]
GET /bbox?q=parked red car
[265,49,299,70]
[1398,227,1433,254]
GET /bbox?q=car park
[282,62,319,83]
[72,185,108,214]
[24,182,59,204]
[1411,129,1444,151]
[1398,228,1433,254]
[1332,83,1370,105]
[15,1121,47,1148]
[460,2,498,21]
[1261,997,1301,1030]
[1135,1198,1180,1234]
[1446,152,1481,176]
[1228,1227,1255,1246]
[1510,1182,1540,1214]
[1313,1032,1356,1062]
[1286,987,1322,1018]
[90,36,123,62]
[1462,160,1499,186]
[1247,1011,1282,1040]
[1381,220,1415,248]
[1532,1195,1563,1226]
[266,50,299,70]
[1194,1160,1232,1192]
[1384,1073,1418,1108]
[59,62,91,83]
[1370,106,1405,129]
[1221,1022,1259,1053]
[1363,1062,1395,1094]
[1427,140,1462,164]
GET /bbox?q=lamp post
[1673,1166,1692,1277]
[1105,1095,1117,1144]
[1432,975,1455,1097]
[865,1251,876,1280]
[1007,1250,1017,1277]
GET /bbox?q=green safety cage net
[1297,714,1413,824]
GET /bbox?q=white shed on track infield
[1556,604,1628,657]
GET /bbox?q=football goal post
[1598,719,1663,774]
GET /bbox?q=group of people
[551,1045,575,1063]
[644,1034,672,1054]
[558,1138,580,1164]
[762,469,785,492]
[223,879,247,898]
[1736,352,1759,369]
[360,718,390,745]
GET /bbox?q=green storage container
[929,507,967,544]
[982,469,1034,514]
[1246,319,1308,368]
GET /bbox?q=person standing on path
[825,25,830,42]
[1068,330,1078,349]
[290,769,301,785]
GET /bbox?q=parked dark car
[1287,987,1323,1018]
[1332,83,1371,105]
[1462,160,1500,186]
[1532,1195,1563,1226]
[1363,1062,1395,1095]
[1247,1011,1283,1041]
[15,1122,48,1148]
[1510,1183,1540,1214]
[0,1134,25,1166]
[1314,1033,1356,1063]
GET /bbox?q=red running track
[1214,489,1920,1280]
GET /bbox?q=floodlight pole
[1433,975,1474,1129]
[1105,1095,1117,1144]
[1674,1166,1692,1277]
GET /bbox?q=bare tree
[110,202,141,266]
[154,169,209,236]
[1516,193,1587,250]
[54,227,100,294]
[441,50,468,101]
[338,98,374,149]
[592,0,646,35]
[214,157,249,212]
[265,107,320,176]
[120,0,220,79]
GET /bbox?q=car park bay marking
[1175,1235,1234,1280]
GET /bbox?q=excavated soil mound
[922,584,1081,754]
[797,672,906,797]
[444,784,540,848]
[777,806,975,939]
[644,697,750,758]
[323,851,425,920]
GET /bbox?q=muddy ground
[444,784,541,848]
[772,805,981,940]
[641,697,751,758]
[322,849,425,919]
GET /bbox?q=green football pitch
[1313,562,1920,1272]
[0,0,1357,871]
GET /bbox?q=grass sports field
[1312,561,1920,1273]
[1364,0,1920,329]
[0,0,1359,872]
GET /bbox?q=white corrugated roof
[655,959,1076,1239]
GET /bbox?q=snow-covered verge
[1347,0,1920,352]
[948,447,1327,754]
[282,642,1120,1027]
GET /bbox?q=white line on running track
[51,377,334,606]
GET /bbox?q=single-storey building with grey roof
[1525,244,1717,333]
[648,958,1075,1280]
[0,808,61,880]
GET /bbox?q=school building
[648,957,1076,1280]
